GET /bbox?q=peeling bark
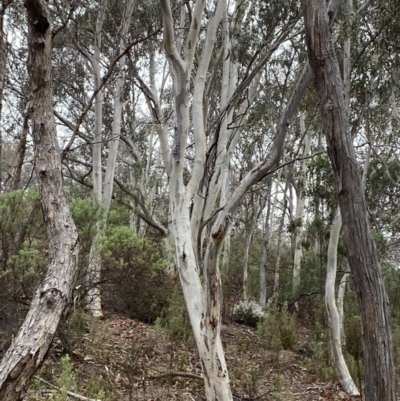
[160,0,232,399]
[0,2,79,399]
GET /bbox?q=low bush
[258,300,296,351]
[155,286,194,344]
[100,226,173,323]
[233,300,265,326]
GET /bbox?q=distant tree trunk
[303,1,397,400]
[273,180,289,295]
[0,0,13,192]
[4,113,28,192]
[0,1,79,399]
[259,178,272,307]
[242,199,260,301]
[292,112,311,296]
[86,0,108,318]
[87,0,137,317]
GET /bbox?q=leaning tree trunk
[0,2,80,400]
[302,1,397,400]
[325,208,359,395]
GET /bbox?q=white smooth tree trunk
[325,208,359,395]
[160,1,233,399]
[292,112,311,294]
[337,271,349,345]
[273,179,289,294]
[87,0,136,317]
[159,0,318,397]
[324,1,359,393]
[86,0,108,318]
[259,178,272,306]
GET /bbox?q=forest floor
[26,310,364,401]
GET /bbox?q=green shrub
[344,314,363,361]
[100,226,172,322]
[302,324,337,381]
[54,355,76,400]
[258,299,296,352]
[0,190,47,345]
[155,286,193,344]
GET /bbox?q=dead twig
[33,376,102,401]
[146,372,203,381]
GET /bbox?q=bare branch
[61,27,162,158]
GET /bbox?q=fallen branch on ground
[33,376,102,401]
[147,372,203,381]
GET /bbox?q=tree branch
[61,27,162,158]
[34,376,102,401]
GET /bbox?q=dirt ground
[25,310,366,401]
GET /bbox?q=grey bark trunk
[0,2,79,399]
[303,1,397,399]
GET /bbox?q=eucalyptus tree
[155,0,325,397]
[240,192,263,301]
[292,112,311,295]
[84,0,109,317]
[259,178,272,306]
[0,1,79,399]
[49,0,168,316]
[303,0,397,399]
[323,0,359,394]
[83,0,139,318]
